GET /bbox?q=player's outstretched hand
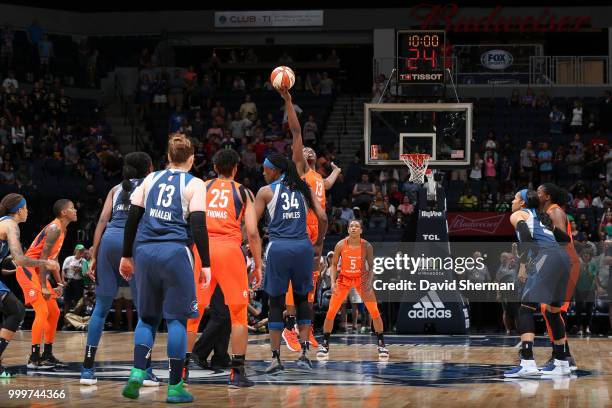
[119,257,134,280]
[278,85,291,102]
[87,259,97,282]
[249,265,262,290]
[331,162,341,173]
[200,267,211,289]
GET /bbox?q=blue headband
[8,198,26,213]
[264,158,279,170]
[519,189,528,203]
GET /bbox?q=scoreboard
[397,30,446,85]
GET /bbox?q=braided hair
[121,152,153,202]
[266,153,314,209]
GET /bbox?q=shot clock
[397,30,446,85]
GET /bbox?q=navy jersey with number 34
[266,177,308,240]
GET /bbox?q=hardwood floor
[0,331,610,407]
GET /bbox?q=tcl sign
[481,50,513,70]
[447,212,514,236]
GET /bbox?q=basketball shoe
[282,328,301,352]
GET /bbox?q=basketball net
[400,154,431,185]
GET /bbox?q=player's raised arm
[324,162,342,190]
[278,87,307,176]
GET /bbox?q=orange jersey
[25,219,65,260]
[205,178,245,243]
[339,238,366,276]
[546,204,573,242]
[303,169,325,226]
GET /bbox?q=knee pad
[1,293,25,332]
[518,304,536,335]
[268,295,285,331]
[228,304,248,327]
[293,291,312,325]
[544,309,566,341]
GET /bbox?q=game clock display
[397,30,446,85]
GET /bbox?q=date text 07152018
[8,389,67,399]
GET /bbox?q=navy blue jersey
[107,179,144,230]
[135,169,197,245]
[0,216,10,263]
[266,176,309,241]
[516,209,557,244]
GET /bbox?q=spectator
[570,133,584,156]
[519,141,536,182]
[38,33,54,73]
[592,186,611,209]
[549,105,565,137]
[369,192,389,230]
[496,252,519,334]
[136,73,152,120]
[227,50,238,64]
[538,142,553,182]
[599,90,612,132]
[467,251,491,283]
[302,115,318,146]
[372,75,385,103]
[604,145,612,183]
[396,195,415,226]
[169,105,186,133]
[62,244,87,321]
[335,199,355,234]
[278,52,293,64]
[458,188,479,211]
[184,65,197,86]
[244,48,258,63]
[168,69,185,109]
[574,249,601,336]
[483,151,497,181]
[232,75,246,91]
[0,23,14,70]
[328,49,340,64]
[239,94,257,121]
[572,188,591,209]
[480,185,494,211]
[230,111,252,139]
[319,72,334,96]
[600,210,612,240]
[241,144,257,170]
[152,73,168,110]
[566,145,584,184]
[469,152,483,183]
[352,173,377,213]
[138,48,152,70]
[570,100,583,133]
[2,70,17,93]
[211,100,226,121]
[520,88,535,107]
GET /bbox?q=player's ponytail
[266,153,314,209]
[121,152,153,202]
[0,193,26,216]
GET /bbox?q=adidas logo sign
[408,290,452,319]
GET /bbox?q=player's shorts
[286,270,319,306]
[16,265,56,305]
[134,242,198,321]
[203,238,249,306]
[522,246,570,307]
[96,229,138,303]
[115,286,133,300]
[325,274,380,319]
[264,238,314,297]
[307,223,318,246]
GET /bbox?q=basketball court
[0,331,610,406]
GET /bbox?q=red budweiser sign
[448,212,514,236]
[411,3,591,33]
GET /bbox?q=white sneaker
[540,359,571,377]
[504,359,541,378]
[378,346,389,359]
[316,345,329,360]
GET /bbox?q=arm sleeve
[122,205,145,257]
[553,226,571,243]
[515,220,533,263]
[189,211,210,268]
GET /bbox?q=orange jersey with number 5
[340,238,366,277]
[303,168,325,226]
[205,178,245,243]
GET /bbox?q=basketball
[270,66,295,90]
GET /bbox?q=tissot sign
[410,3,591,32]
[447,212,514,236]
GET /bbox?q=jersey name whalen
[149,208,172,221]
[207,209,228,219]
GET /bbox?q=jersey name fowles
[207,209,228,219]
[115,204,130,212]
[282,211,301,220]
[150,208,172,221]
